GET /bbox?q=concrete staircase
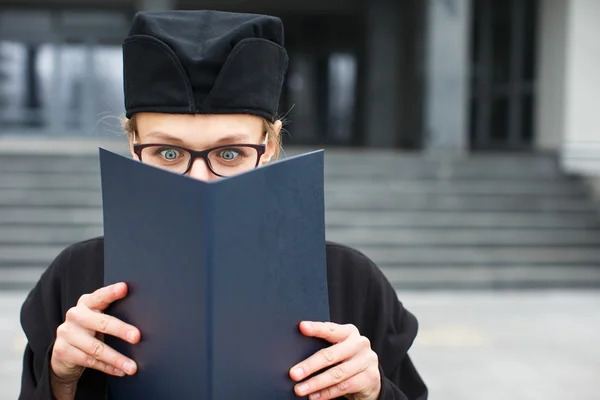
[2,147,600,290]
[317,150,600,289]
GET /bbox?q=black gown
[18,237,428,400]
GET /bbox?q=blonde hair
[121,114,282,160]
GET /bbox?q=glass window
[0,41,54,129]
[491,96,509,141]
[491,0,512,84]
[328,53,356,142]
[59,43,86,129]
[0,9,128,136]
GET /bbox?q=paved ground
[400,290,600,400]
[2,289,599,400]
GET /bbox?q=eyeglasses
[133,143,266,177]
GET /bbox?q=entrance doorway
[279,13,363,147]
[470,0,538,150]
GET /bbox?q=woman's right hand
[50,282,141,387]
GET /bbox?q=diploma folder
[100,148,330,399]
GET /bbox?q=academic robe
[18,237,428,400]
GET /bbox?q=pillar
[535,0,568,152]
[24,46,41,117]
[364,0,402,147]
[559,0,600,175]
[49,35,63,136]
[423,0,471,156]
[82,40,96,133]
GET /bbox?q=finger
[65,324,137,375]
[293,353,373,397]
[78,283,128,312]
[66,305,140,344]
[302,368,380,400]
[299,322,357,344]
[291,323,363,382]
[53,337,127,377]
[290,338,362,382]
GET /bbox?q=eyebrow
[143,131,253,146]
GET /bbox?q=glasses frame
[133,143,267,177]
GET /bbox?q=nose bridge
[187,156,214,181]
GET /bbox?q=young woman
[18,10,428,400]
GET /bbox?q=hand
[51,283,141,387]
[290,322,381,400]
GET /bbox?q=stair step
[1,189,597,211]
[4,227,600,247]
[317,156,565,178]
[286,148,560,166]
[0,189,102,207]
[3,226,600,247]
[0,174,101,189]
[323,170,569,180]
[325,193,596,212]
[325,211,600,229]
[0,157,102,173]
[0,245,67,264]
[326,228,600,246]
[1,208,598,228]
[2,208,598,228]
[4,226,600,247]
[0,266,47,288]
[0,166,569,180]
[380,265,600,289]
[2,244,600,266]
[0,226,103,244]
[325,180,586,196]
[3,264,600,292]
[0,151,569,181]
[0,208,103,225]
[355,246,600,266]
[0,173,585,195]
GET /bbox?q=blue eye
[160,148,180,160]
[220,149,241,161]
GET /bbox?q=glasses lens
[140,146,192,174]
[207,146,260,176]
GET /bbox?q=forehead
[134,113,263,142]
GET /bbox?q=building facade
[0,0,598,177]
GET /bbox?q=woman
[18,10,428,400]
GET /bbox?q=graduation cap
[123,10,289,122]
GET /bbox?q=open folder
[99,148,330,399]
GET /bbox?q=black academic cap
[123,10,289,122]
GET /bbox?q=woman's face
[130,113,280,181]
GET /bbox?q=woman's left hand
[290,321,381,400]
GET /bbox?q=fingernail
[127,330,137,342]
[310,393,321,400]
[123,361,135,374]
[115,369,126,377]
[113,283,123,295]
[292,367,304,379]
[298,383,309,394]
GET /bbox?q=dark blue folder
[100,148,330,399]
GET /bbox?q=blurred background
[1,0,599,399]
